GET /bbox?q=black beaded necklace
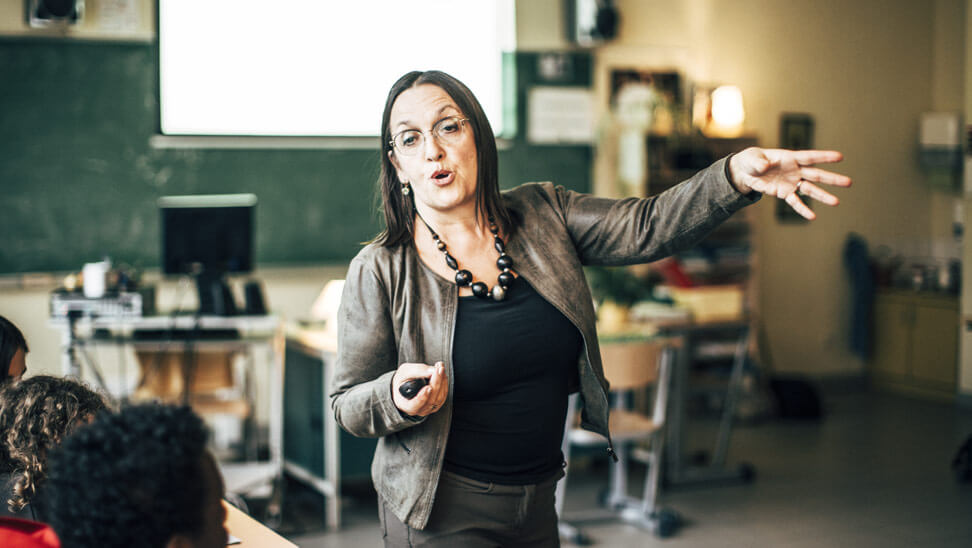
[415,210,514,301]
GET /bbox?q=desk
[282,327,379,531]
[661,318,754,486]
[50,314,285,501]
[224,501,296,547]
[283,327,341,531]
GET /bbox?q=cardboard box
[134,350,238,402]
[668,284,744,323]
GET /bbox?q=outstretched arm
[728,148,852,220]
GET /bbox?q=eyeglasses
[389,116,469,156]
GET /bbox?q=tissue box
[668,284,744,323]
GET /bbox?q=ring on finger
[794,180,804,195]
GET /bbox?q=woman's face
[7,347,26,380]
[388,84,479,216]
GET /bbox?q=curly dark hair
[0,315,28,384]
[0,375,109,513]
[45,403,211,548]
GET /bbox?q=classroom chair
[555,338,681,543]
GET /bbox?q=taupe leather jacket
[331,156,758,529]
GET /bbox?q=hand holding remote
[393,361,447,417]
[399,377,429,399]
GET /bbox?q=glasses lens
[394,130,423,155]
[434,117,465,143]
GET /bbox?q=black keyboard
[131,328,241,341]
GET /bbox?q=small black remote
[399,377,430,399]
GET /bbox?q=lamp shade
[310,279,345,331]
[709,85,745,136]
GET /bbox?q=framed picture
[780,113,814,149]
[777,113,815,222]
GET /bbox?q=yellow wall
[929,0,964,249]
[962,3,972,396]
[520,0,960,377]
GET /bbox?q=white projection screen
[159,1,515,136]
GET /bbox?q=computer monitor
[158,193,256,315]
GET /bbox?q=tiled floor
[263,390,972,547]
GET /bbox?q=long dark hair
[373,70,515,247]
[0,315,27,384]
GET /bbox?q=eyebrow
[394,104,461,130]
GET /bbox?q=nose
[424,134,444,161]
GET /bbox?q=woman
[0,375,109,520]
[331,70,850,546]
[0,316,28,383]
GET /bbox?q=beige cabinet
[870,290,958,400]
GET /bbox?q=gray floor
[271,390,972,547]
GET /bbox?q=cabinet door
[910,303,958,388]
[870,297,910,379]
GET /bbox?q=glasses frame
[388,116,470,156]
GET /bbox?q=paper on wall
[527,86,594,145]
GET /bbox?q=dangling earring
[401,182,411,196]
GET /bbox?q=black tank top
[444,276,583,485]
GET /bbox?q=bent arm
[330,256,419,437]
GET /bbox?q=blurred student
[0,515,61,548]
[0,376,109,521]
[44,403,228,548]
[0,316,28,383]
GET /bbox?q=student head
[0,375,109,514]
[0,316,28,383]
[45,403,227,548]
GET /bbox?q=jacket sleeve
[555,155,760,266]
[330,252,421,438]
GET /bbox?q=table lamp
[309,279,345,333]
[707,85,745,137]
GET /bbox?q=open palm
[730,148,852,220]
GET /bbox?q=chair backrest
[600,338,674,424]
[599,340,664,391]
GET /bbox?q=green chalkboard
[0,40,591,274]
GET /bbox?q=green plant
[585,266,652,308]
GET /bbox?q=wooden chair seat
[570,410,662,446]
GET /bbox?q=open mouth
[432,170,451,180]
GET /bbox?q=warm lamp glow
[709,85,745,136]
[310,279,345,332]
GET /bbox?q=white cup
[83,261,109,298]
